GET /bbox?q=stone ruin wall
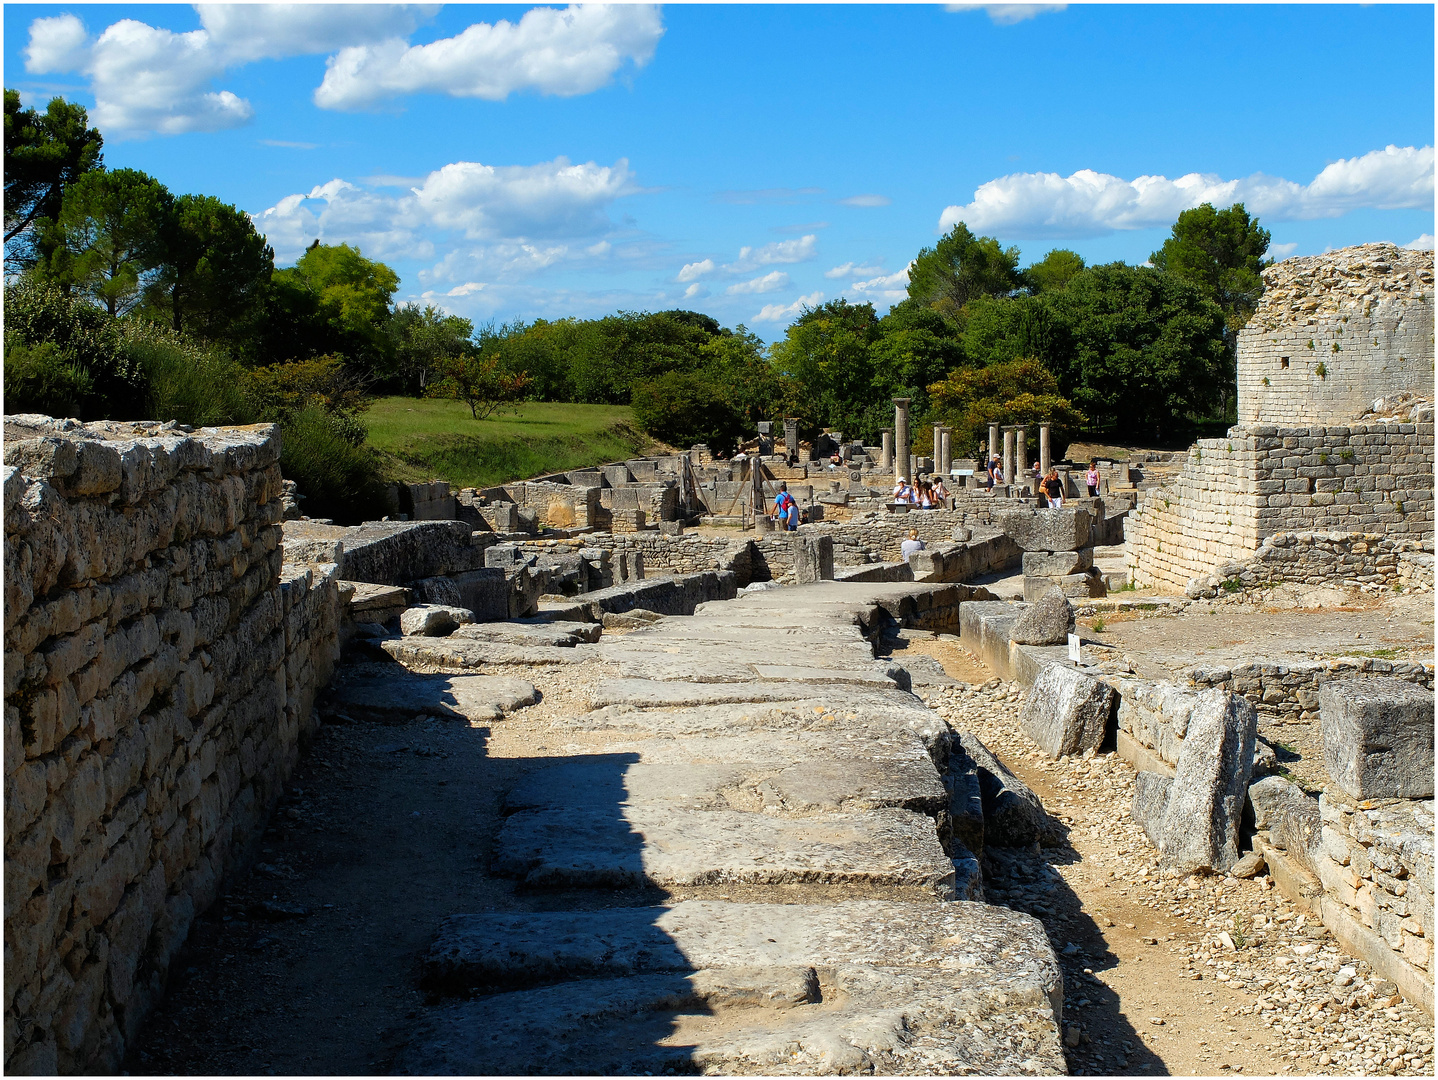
[3,419,341,1074]
[1238,244,1434,427]
[1127,420,1435,591]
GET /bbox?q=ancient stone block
[1155,690,1257,873]
[1019,663,1114,758]
[996,508,1092,551]
[399,604,474,637]
[955,732,1052,848]
[1021,548,1093,576]
[1319,677,1435,799]
[1008,588,1074,646]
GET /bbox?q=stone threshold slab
[493,806,957,897]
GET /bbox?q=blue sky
[6,3,1434,340]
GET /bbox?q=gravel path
[920,644,1435,1077]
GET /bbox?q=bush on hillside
[124,321,252,428]
[631,371,745,456]
[278,406,389,523]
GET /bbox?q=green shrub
[124,322,252,427]
[631,371,745,456]
[278,407,388,524]
[2,340,96,417]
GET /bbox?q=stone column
[1039,422,1052,474]
[880,429,894,469]
[1015,425,1028,490]
[933,425,944,470]
[938,429,952,476]
[893,398,911,482]
[1002,426,1016,489]
[783,418,799,462]
[988,422,1001,466]
[756,420,774,456]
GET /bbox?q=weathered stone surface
[321,672,538,723]
[405,900,1064,1076]
[381,637,590,668]
[1318,677,1435,799]
[1019,663,1114,758]
[1131,771,1174,847]
[1024,568,1107,602]
[450,619,601,647]
[1230,851,1266,878]
[1248,774,1307,830]
[1021,549,1093,577]
[956,732,1052,847]
[493,806,958,897]
[791,533,835,583]
[398,604,474,637]
[503,757,947,817]
[1155,690,1257,873]
[997,508,1092,552]
[1009,589,1074,646]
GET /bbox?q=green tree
[928,358,1086,457]
[259,242,400,373]
[1022,248,1086,293]
[906,221,1021,318]
[392,303,475,393]
[425,352,532,419]
[960,295,1065,370]
[1151,202,1271,420]
[568,309,725,404]
[768,298,883,439]
[148,194,274,342]
[33,168,173,315]
[4,90,104,264]
[631,371,746,456]
[1041,262,1227,437]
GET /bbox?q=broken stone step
[502,757,947,816]
[404,900,1063,1075]
[589,678,911,709]
[320,672,538,723]
[450,620,602,647]
[380,637,592,668]
[493,806,957,897]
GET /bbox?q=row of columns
[874,398,1052,486]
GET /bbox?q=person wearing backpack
[773,483,800,531]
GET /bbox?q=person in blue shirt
[773,483,800,531]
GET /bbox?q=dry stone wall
[1127,420,1434,591]
[1238,245,1434,426]
[3,418,341,1074]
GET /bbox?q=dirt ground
[127,601,1434,1077]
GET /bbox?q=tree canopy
[906,222,1022,318]
[4,90,104,263]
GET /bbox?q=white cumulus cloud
[727,234,818,273]
[726,271,789,296]
[753,291,825,324]
[1405,234,1436,251]
[253,155,635,264]
[683,283,708,300]
[825,260,884,279]
[24,13,90,72]
[939,145,1435,238]
[314,4,663,110]
[846,265,912,304]
[197,4,435,64]
[945,4,1068,25]
[677,258,715,282]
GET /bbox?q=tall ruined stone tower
[1237,243,1434,425]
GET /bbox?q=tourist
[1086,460,1101,497]
[773,483,798,531]
[932,476,949,501]
[893,475,908,499]
[900,528,925,560]
[1043,467,1064,509]
[917,482,934,509]
[990,457,1005,486]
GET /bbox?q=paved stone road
[399,582,1067,1075]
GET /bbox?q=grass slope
[365,397,654,489]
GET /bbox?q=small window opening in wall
[1279,357,1289,368]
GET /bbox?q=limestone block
[1132,770,1174,847]
[1247,775,1307,829]
[1009,588,1074,646]
[955,732,1052,848]
[399,604,475,637]
[1021,549,1093,576]
[1019,664,1115,758]
[996,508,1091,551]
[1319,677,1435,798]
[1155,690,1257,873]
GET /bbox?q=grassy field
[364,397,655,489]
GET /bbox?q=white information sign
[1067,633,1082,665]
